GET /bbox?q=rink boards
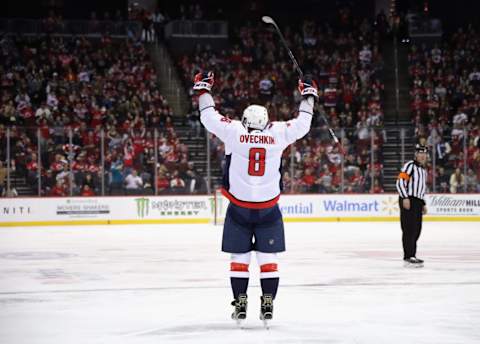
[0,194,479,227]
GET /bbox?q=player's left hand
[422,205,427,214]
[298,74,318,98]
[193,71,214,93]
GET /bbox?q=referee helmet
[415,144,428,153]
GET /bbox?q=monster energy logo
[209,197,219,215]
[135,198,150,218]
[209,194,225,216]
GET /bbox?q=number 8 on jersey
[248,148,266,176]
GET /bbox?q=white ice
[0,222,479,344]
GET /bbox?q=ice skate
[231,294,247,327]
[260,294,273,329]
[404,257,424,268]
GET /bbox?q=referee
[396,144,428,268]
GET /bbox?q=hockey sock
[230,252,251,299]
[230,277,249,299]
[256,252,280,299]
[260,277,279,299]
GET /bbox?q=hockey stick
[262,16,303,79]
[262,15,345,155]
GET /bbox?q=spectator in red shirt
[371,179,384,193]
[81,184,95,196]
[26,153,38,184]
[170,170,186,194]
[301,168,316,192]
[157,171,170,194]
[50,180,66,196]
[123,144,135,169]
[349,169,365,192]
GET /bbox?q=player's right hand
[298,75,318,98]
[402,198,411,210]
[193,71,214,93]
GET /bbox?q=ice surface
[0,222,479,344]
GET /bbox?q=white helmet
[241,105,268,131]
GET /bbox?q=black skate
[231,294,247,327]
[260,294,273,328]
[403,257,424,268]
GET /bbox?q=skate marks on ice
[2,276,480,297]
[0,297,49,305]
[0,251,77,260]
[122,322,269,337]
[120,321,345,344]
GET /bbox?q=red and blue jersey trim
[220,188,280,209]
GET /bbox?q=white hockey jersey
[199,93,313,208]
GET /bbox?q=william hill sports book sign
[427,195,480,215]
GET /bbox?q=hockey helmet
[242,104,268,131]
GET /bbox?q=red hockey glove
[193,71,214,93]
[298,75,318,98]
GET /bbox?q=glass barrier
[1,126,478,197]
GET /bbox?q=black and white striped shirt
[396,160,427,201]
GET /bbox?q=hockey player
[193,71,317,326]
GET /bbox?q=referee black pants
[399,197,424,259]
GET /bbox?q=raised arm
[272,75,318,145]
[199,93,235,142]
[193,71,235,142]
[283,97,314,144]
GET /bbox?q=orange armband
[398,172,410,181]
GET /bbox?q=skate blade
[262,319,271,329]
[235,318,246,329]
[260,312,272,329]
[404,262,424,268]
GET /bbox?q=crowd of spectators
[0,34,205,197]
[181,5,386,193]
[23,10,139,37]
[408,24,480,193]
[7,7,479,197]
[129,4,168,42]
[129,2,219,43]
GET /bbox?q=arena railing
[164,20,228,38]
[0,18,141,38]
[407,16,442,38]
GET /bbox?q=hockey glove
[298,75,318,98]
[193,71,214,93]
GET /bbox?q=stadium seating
[0,35,199,196]
[407,27,480,192]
